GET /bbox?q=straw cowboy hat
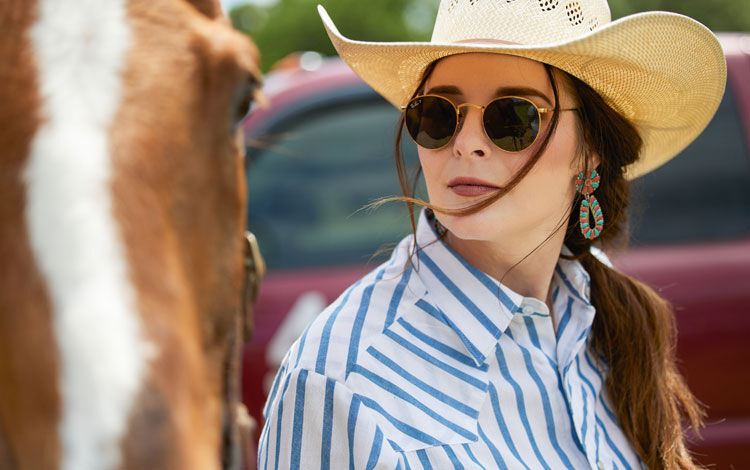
[317,0,726,179]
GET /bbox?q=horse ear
[182,0,223,19]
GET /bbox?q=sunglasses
[401,94,576,152]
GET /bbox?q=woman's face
[418,53,588,245]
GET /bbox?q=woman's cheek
[419,151,444,202]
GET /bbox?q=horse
[0,0,263,468]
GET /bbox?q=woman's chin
[439,213,504,243]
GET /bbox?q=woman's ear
[574,150,601,174]
[590,151,601,169]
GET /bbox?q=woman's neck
[445,227,566,308]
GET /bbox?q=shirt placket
[555,293,600,469]
[560,355,601,469]
[510,298,597,469]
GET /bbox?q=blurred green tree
[609,0,750,32]
[231,0,749,72]
[230,0,438,71]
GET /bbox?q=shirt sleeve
[258,367,402,470]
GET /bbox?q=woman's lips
[448,177,500,197]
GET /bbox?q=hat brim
[318,5,726,179]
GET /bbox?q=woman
[259,1,725,468]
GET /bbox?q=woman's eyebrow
[425,85,462,96]
[425,84,552,104]
[495,86,551,104]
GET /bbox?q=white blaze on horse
[0,0,262,468]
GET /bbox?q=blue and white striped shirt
[259,209,644,469]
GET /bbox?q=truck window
[629,85,750,245]
[247,100,419,269]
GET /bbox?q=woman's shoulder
[285,241,427,382]
[590,245,613,268]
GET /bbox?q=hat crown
[431,0,612,45]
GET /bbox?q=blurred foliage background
[229,0,750,72]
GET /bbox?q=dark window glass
[629,85,750,245]
[246,100,420,269]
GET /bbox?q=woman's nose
[452,106,492,158]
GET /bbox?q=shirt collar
[555,245,592,306]
[411,209,523,366]
[551,246,597,368]
[410,209,596,366]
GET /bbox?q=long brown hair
[389,58,704,469]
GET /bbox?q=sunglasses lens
[404,96,457,149]
[483,97,541,152]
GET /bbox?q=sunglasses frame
[401,94,577,153]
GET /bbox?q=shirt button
[597,462,605,470]
[521,305,534,315]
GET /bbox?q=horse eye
[232,76,260,126]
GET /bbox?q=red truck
[241,34,750,467]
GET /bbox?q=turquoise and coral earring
[575,169,604,240]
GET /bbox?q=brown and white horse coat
[0,0,261,468]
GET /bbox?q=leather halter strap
[221,231,265,470]
[242,231,265,342]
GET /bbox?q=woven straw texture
[318,0,726,179]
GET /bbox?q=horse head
[0,0,262,468]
